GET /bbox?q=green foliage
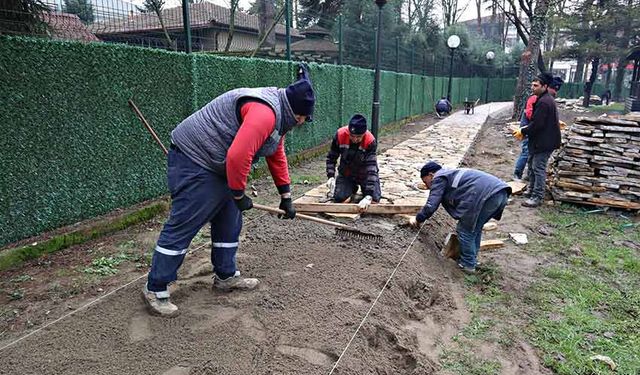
[0,0,49,35]
[82,252,135,276]
[0,36,516,249]
[527,208,640,375]
[63,0,94,23]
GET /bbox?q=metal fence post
[337,13,343,65]
[182,0,192,53]
[285,0,291,60]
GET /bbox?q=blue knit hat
[348,114,367,135]
[285,63,315,121]
[420,161,442,177]
[285,79,315,119]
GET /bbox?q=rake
[253,204,382,242]
[128,99,382,243]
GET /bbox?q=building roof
[44,12,99,42]
[290,37,337,53]
[89,2,302,38]
[301,24,331,37]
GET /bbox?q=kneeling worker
[325,114,381,212]
[410,161,511,274]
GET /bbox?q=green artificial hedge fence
[0,36,518,247]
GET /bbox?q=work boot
[457,263,476,275]
[522,197,542,207]
[142,284,179,317]
[213,271,259,292]
[522,190,532,198]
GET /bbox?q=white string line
[328,222,425,374]
[0,241,209,353]
[0,193,301,353]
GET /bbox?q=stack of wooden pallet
[550,115,640,209]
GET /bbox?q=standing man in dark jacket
[513,73,561,207]
[410,161,511,274]
[142,65,315,317]
[326,114,381,212]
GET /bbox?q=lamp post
[371,0,386,139]
[446,34,460,102]
[484,51,495,103]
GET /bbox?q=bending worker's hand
[278,197,296,219]
[234,194,253,212]
[512,128,524,141]
[326,177,336,197]
[358,195,372,212]
[409,216,419,228]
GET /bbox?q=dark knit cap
[285,79,315,119]
[348,114,367,135]
[535,72,554,86]
[550,76,564,91]
[420,161,442,177]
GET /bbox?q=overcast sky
[149,0,483,24]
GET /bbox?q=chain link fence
[1,0,519,79]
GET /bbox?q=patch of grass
[290,174,324,185]
[7,289,24,301]
[526,207,640,375]
[82,252,136,276]
[462,317,495,339]
[441,347,502,375]
[0,201,169,272]
[9,274,33,283]
[587,103,625,114]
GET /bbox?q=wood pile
[550,116,640,210]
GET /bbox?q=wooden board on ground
[294,202,423,215]
[480,239,506,250]
[508,180,527,195]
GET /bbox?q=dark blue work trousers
[147,147,242,292]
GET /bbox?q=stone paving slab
[295,102,513,210]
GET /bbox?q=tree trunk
[613,56,626,101]
[476,0,482,35]
[604,62,612,88]
[582,58,599,107]
[224,0,239,52]
[258,0,276,50]
[513,0,551,120]
[574,56,584,83]
[155,8,174,50]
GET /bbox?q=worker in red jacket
[143,64,315,317]
[325,114,381,212]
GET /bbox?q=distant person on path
[601,89,612,105]
[435,97,452,117]
[142,64,316,317]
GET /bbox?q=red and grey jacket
[326,126,379,195]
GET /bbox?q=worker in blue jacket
[410,161,511,274]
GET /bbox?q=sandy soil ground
[0,109,593,374]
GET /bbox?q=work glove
[512,128,524,141]
[278,197,296,219]
[558,120,567,130]
[326,177,336,197]
[409,216,419,228]
[358,195,373,213]
[233,194,253,212]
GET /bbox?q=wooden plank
[556,181,605,192]
[588,197,640,209]
[480,239,506,250]
[578,117,639,126]
[508,180,527,195]
[293,202,423,214]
